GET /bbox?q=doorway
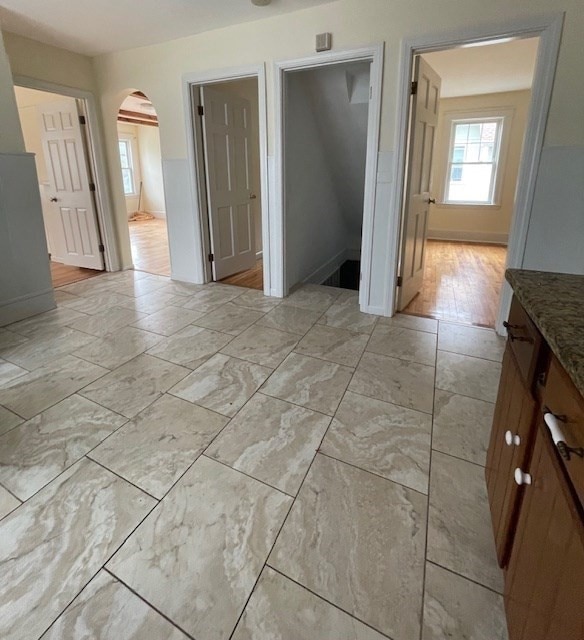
[14,86,106,288]
[117,92,170,276]
[397,37,540,328]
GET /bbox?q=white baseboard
[303,249,348,285]
[0,289,56,326]
[149,210,167,219]
[427,228,508,245]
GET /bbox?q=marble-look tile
[206,394,330,495]
[80,354,189,418]
[0,485,20,519]
[52,289,80,305]
[7,307,88,337]
[433,391,495,466]
[436,351,501,403]
[0,458,155,640]
[146,325,233,369]
[349,352,435,413]
[422,562,508,640]
[90,394,228,499]
[0,395,126,500]
[73,326,162,369]
[110,278,168,298]
[321,391,431,494]
[0,358,28,386]
[282,285,340,313]
[194,302,264,336]
[232,567,387,640]
[367,324,437,366]
[131,306,202,336]
[379,313,438,334]
[107,456,291,640]
[160,280,206,297]
[119,290,184,314]
[181,285,243,313]
[0,355,107,419]
[319,299,378,334]
[0,328,29,351]
[438,322,505,362]
[295,325,369,367]
[261,353,352,415]
[58,277,118,297]
[0,327,96,370]
[0,405,23,436]
[66,306,147,338]
[61,291,133,315]
[41,571,189,640]
[222,325,298,368]
[427,451,504,593]
[169,353,270,417]
[256,304,322,335]
[231,289,281,312]
[269,454,427,640]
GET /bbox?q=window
[444,118,504,205]
[118,139,136,195]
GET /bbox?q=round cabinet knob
[514,468,532,486]
[505,430,521,446]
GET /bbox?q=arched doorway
[117,91,170,276]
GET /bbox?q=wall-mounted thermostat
[316,33,332,52]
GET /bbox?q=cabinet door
[505,427,584,640]
[486,345,536,567]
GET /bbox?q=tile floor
[0,271,508,640]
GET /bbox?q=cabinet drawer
[505,296,543,388]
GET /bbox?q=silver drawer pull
[505,430,521,446]
[514,468,532,486]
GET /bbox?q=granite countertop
[506,269,584,397]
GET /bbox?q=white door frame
[274,44,384,303]
[182,64,270,294]
[13,74,120,272]
[389,13,564,332]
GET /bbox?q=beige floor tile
[256,304,322,335]
[181,285,244,314]
[0,358,28,386]
[109,278,168,298]
[146,325,233,369]
[319,300,378,334]
[90,394,228,498]
[261,352,352,415]
[169,353,271,417]
[73,326,162,369]
[66,306,148,338]
[295,325,369,367]
[321,391,431,494]
[232,567,387,640]
[231,289,281,312]
[427,451,504,593]
[438,322,505,362]
[80,354,189,418]
[41,571,189,640]
[158,280,207,297]
[0,355,108,419]
[0,328,29,352]
[367,324,437,366]
[131,306,203,336]
[107,456,291,640]
[194,302,264,336]
[422,562,508,640]
[222,325,299,368]
[0,395,126,500]
[206,393,330,495]
[6,307,88,338]
[0,458,155,640]
[436,351,502,403]
[269,454,427,640]
[433,390,495,465]
[119,291,185,314]
[0,405,23,436]
[0,485,20,519]
[61,291,133,315]
[379,313,438,334]
[282,285,340,313]
[349,352,435,413]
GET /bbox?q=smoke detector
[251,0,271,5]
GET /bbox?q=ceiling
[0,0,337,56]
[422,37,539,98]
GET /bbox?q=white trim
[13,74,120,272]
[427,229,508,244]
[388,13,564,330]
[274,44,384,306]
[182,64,271,295]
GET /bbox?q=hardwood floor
[403,240,507,328]
[128,218,171,276]
[220,260,263,290]
[50,262,102,288]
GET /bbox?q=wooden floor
[128,218,171,276]
[220,260,263,290]
[50,262,103,288]
[403,240,507,328]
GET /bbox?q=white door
[38,100,104,270]
[200,86,256,280]
[397,57,441,310]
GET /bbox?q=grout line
[430,447,487,470]
[0,481,22,505]
[425,559,505,596]
[85,456,160,502]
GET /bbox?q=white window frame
[439,107,514,208]
[118,136,138,197]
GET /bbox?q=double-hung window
[118,139,136,196]
[445,117,504,205]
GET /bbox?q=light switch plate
[316,32,332,52]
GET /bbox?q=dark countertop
[506,269,584,397]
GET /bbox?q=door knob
[514,468,532,486]
[505,430,521,446]
[427,198,436,204]
[50,197,58,202]
[249,193,257,200]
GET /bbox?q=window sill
[437,202,502,210]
